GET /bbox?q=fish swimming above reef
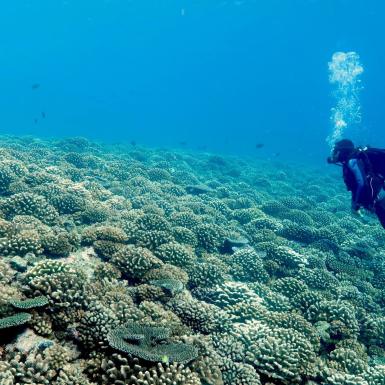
[220,237,250,254]
[31,83,40,90]
[255,143,264,149]
[185,184,213,195]
[41,112,46,119]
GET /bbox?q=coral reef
[1,135,385,384]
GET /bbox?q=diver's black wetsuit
[343,148,385,228]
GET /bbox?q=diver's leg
[374,198,385,229]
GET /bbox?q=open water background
[0,0,384,164]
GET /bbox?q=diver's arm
[348,158,365,210]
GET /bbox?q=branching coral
[131,362,202,385]
[24,260,88,310]
[167,297,232,334]
[154,242,196,268]
[1,192,59,225]
[243,322,317,382]
[230,247,269,283]
[111,245,163,281]
[194,224,224,252]
[306,300,360,340]
[187,263,225,289]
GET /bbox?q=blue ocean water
[0,0,384,164]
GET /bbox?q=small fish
[161,355,169,364]
[37,340,54,351]
[31,83,40,90]
[179,141,187,146]
[34,118,38,124]
[67,327,81,340]
[41,112,46,118]
[255,143,264,149]
[273,152,280,157]
[130,140,136,146]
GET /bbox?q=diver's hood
[328,139,355,164]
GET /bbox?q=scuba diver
[327,139,385,229]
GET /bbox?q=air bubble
[327,52,364,147]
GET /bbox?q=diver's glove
[351,202,363,217]
[353,209,364,218]
[351,207,364,218]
